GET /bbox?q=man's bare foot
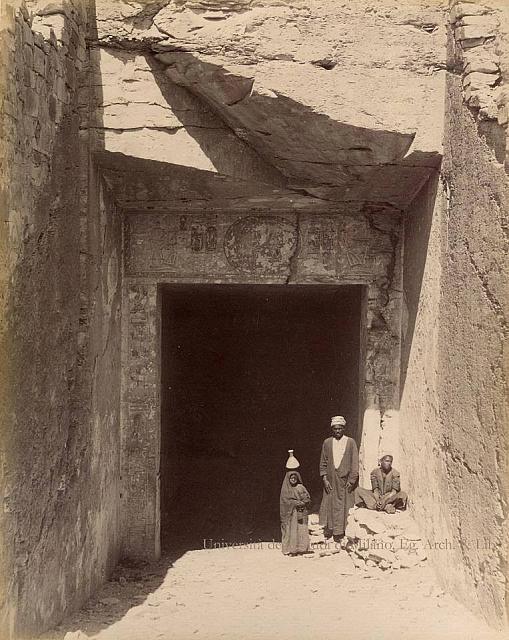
[384,504,396,514]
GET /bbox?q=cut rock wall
[0,2,123,637]
[400,26,509,626]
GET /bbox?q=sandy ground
[42,543,507,640]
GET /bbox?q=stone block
[497,104,508,127]
[464,61,498,75]
[23,43,34,69]
[495,86,509,107]
[450,3,489,23]
[33,31,46,50]
[35,74,47,95]
[48,94,57,121]
[23,66,32,88]
[457,15,498,28]
[22,19,34,46]
[40,13,68,44]
[33,123,53,156]
[345,517,362,539]
[24,88,39,117]
[463,71,498,89]
[66,38,77,62]
[31,18,53,41]
[478,102,498,121]
[15,15,23,40]
[354,509,388,534]
[35,1,71,18]
[56,76,67,102]
[345,521,362,540]
[154,9,207,41]
[455,25,494,40]
[33,46,46,76]
[101,103,182,130]
[346,509,424,571]
[465,86,492,109]
[463,51,499,75]
[460,37,485,50]
[165,62,255,108]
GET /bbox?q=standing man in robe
[319,415,359,542]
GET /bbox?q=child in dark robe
[279,471,312,555]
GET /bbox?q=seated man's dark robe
[355,466,407,511]
[319,436,359,537]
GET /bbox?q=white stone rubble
[308,507,427,574]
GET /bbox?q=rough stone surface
[88,0,447,210]
[343,507,427,572]
[0,2,123,637]
[92,47,284,189]
[449,0,509,141]
[400,73,509,625]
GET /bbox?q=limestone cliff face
[86,0,447,211]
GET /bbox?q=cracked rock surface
[88,0,447,209]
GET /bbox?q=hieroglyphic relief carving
[190,217,218,253]
[124,284,159,556]
[122,212,402,559]
[126,213,226,277]
[336,217,374,278]
[125,212,400,285]
[127,216,179,273]
[223,215,298,275]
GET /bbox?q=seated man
[355,454,407,513]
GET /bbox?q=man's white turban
[331,415,346,426]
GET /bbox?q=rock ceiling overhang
[91,0,446,213]
[98,151,403,216]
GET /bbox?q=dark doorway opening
[160,284,362,551]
